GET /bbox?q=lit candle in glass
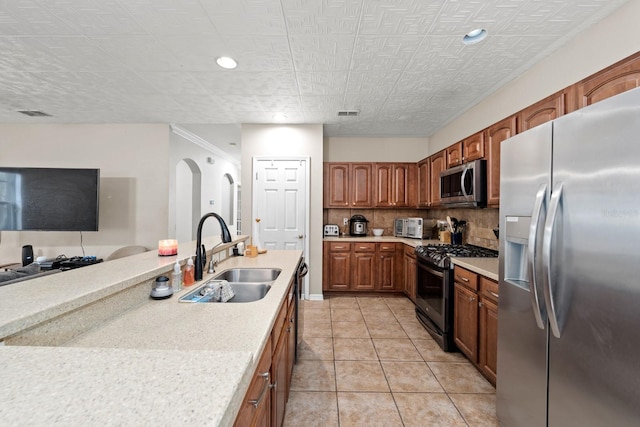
[158,239,178,256]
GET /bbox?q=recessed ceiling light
[462,28,487,45]
[216,56,237,69]
[273,113,287,121]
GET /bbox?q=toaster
[323,224,339,237]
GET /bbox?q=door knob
[298,235,303,239]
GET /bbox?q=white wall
[241,124,323,297]
[324,136,429,162]
[429,0,640,153]
[0,124,169,263]
[168,128,240,243]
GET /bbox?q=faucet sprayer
[195,212,232,281]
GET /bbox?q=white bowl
[372,228,384,236]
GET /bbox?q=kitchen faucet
[195,212,232,281]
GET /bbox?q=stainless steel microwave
[439,159,487,207]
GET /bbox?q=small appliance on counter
[150,276,173,299]
[323,224,339,237]
[349,214,369,236]
[394,217,430,239]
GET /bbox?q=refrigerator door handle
[542,182,564,338]
[528,183,547,329]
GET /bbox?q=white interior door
[253,158,307,254]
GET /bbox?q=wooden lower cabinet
[402,245,417,302]
[323,242,402,292]
[271,323,287,427]
[352,243,376,291]
[234,340,272,427]
[323,242,351,291]
[479,295,498,385]
[478,277,499,386]
[453,283,478,361]
[453,266,499,386]
[235,279,297,427]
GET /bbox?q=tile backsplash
[324,207,499,250]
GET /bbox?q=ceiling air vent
[18,110,51,117]
[337,110,359,117]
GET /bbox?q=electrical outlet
[343,218,349,225]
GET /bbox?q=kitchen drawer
[328,242,351,252]
[480,277,499,303]
[453,266,478,291]
[353,242,376,252]
[378,243,397,252]
[404,244,416,258]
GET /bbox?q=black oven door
[415,259,446,332]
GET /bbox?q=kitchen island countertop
[0,246,302,426]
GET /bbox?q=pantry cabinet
[452,265,499,386]
[323,242,402,292]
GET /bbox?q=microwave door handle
[528,183,547,330]
[460,167,469,197]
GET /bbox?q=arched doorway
[175,159,201,242]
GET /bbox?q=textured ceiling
[0,0,629,146]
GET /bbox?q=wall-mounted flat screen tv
[0,167,100,231]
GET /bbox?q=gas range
[415,244,498,269]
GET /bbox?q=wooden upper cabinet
[350,163,373,208]
[373,163,416,208]
[485,115,516,207]
[324,163,373,208]
[517,90,565,133]
[446,142,463,168]
[429,150,446,207]
[324,163,349,207]
[463,131,485,162]
[574,52,640,110]
[417,158,430,208]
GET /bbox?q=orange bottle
[183,258,195,286]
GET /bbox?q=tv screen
[0,167,100,231]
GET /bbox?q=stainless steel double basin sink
[179,268,282,303]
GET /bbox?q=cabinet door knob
[470,296,475,302]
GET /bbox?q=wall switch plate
[343,218,349,225]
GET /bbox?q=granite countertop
[323,236,499,280]
[0,243,302,426]
[451,258,499,281]
[323,235,441,248]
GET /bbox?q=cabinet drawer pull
[335,246,345,249]
[459,276,469,282]
[358,246,369,250]
[489,290,499,299]
[248,372,270,408]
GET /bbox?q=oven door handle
[418,262,445,279]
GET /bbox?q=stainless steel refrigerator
[497,87,640,426]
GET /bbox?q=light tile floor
[284,295,499,427]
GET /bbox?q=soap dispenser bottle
[172,261,183,291]
[183,258,195,286]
